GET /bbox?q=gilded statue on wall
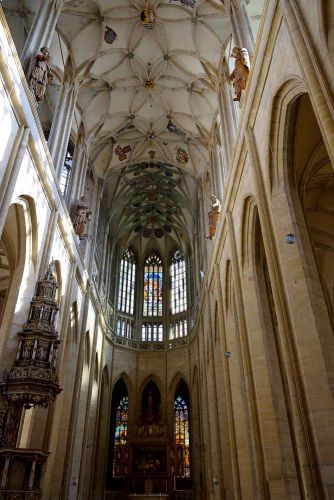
[28,47,53,103]
[73,196,92,240]
[206,194,221,240]
[229,46,250,102]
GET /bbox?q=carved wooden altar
[110,381,191,499]
[0,448,49,499]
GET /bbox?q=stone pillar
[214,265,242,496]
[226,0,254,57]
[21,0,64,70]
[135,257,144,340]
[48,79,79,177]
[67,137,90,209]
[211,145,224,201]
[84,176,104,270]
[226,211,268,498]
[163,258,170,341]
[217,69,237,168]
[245,127,332,497]
[0,126,30,236]
[199,179,208,267]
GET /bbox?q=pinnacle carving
[0,261,62,446]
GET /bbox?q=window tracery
[170,250,187,340]
[174,394,190,478]
[143,252,163,317]
[142,322,163,342]
[118,248,136,316]
[117,318,134,339]
[116,248,190,342]
[170,319,187,340]
[170,250,187,314]
[113,395,128,477]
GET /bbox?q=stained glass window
[117,317,134,339]
[114,396,128,445]
[143,252,163,316]
[142,322,163,342]
[170,318,187,339]
[174,395,190,478]
[118,248,136,315]
[170,250,187,314]
[113,395,128,476]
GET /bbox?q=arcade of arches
[0,0,333,499]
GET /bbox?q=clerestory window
[143,252,163,317]
[115,248,189,341]
[170,250,187,339]
[117,248,136,315]
[170,250,187,314]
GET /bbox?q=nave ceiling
[4,0,234,246]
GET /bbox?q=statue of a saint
[229,47,250,101]
[206,194,221,240]
[73,196,92,240]
[28,47,53,103]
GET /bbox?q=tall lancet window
[170,250,187,339]
[112,385,129,477]
[113,396,128,476]
[174,389,190,478]
[114,396,128,447]
[170,250,187,314]
[118,248,136,315]
[143,252,163,317]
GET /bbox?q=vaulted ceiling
[48,0,232,178]
[4,0,235,248]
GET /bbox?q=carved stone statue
[206,194,221,240]
[229,46,250,101]
[73,196,92,240]
[28,47,53,103]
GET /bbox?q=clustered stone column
[0,261,61,448]
[67,131,91,208]
[217,74,237,165]
[20,0,81,186]
[21,0,64,71]
[48,79,79,176]
[225,0,254,57]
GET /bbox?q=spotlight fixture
[285,233,296,245]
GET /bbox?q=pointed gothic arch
[107,378,129,487]
[286,94,334,312]
[173,379,191,481]
[169,372,190,421]
[0,197,38,355]
[240,195,258,268]
[140,379,161,425]
[268,78,306,188]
